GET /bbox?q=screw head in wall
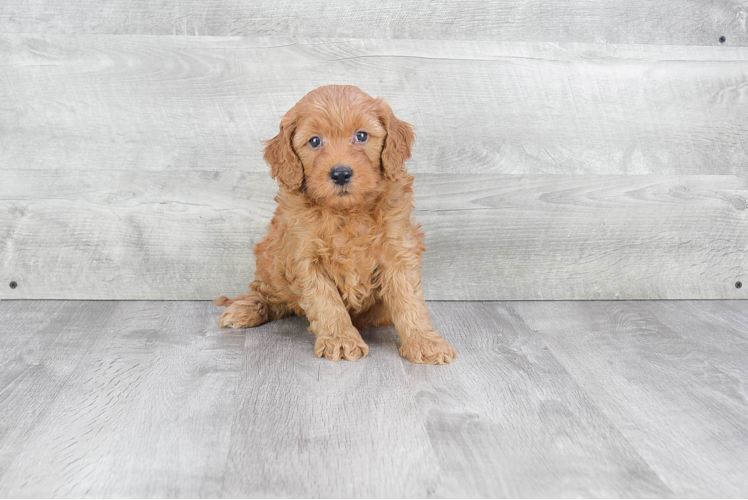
[736,281,743,289]
[719,36,726,44]
[9,281,17,289]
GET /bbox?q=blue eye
[308,136,321,148]
[355,131,368,143]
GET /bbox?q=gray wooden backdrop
[1,1,747,300]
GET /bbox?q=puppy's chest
[316,217,384,310]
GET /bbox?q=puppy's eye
[355,131,368,143]
[308,136,321,148]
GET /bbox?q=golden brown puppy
[215,85,456,364]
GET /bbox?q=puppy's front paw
[314,334,369,361]
[400,335,456,365]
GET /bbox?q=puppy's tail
[213,295,236,307]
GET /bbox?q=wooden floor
[0,300,747,498]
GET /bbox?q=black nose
[330,165,353,186]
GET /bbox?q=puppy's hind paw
[218,298,268,328]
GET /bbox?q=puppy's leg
[294,268,368,361]
[381,257,456,365]
[351,301,393,330]
[214,281,289,328]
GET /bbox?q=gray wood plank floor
[1,300,747,498]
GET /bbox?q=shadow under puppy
[215,85,456,364]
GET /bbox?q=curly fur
[215,85,456,364]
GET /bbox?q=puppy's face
[293,94,386,209]
[264,85,414,210]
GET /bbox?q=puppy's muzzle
[330,165,353,186]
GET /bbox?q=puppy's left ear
[377,99,415,181]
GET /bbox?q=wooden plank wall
[1,2,747,300]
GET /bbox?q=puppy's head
[263,85,414,209]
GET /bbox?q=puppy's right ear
[263,113,304,193]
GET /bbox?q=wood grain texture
[3,36,747,300]
[0,170,276,300]
[511,300,748,498]
[0,301,245,498]
[2,35,748,177]
[2,170,745,300]
[408,301,673,497]
[0,301,117,483]
[419,174,747,300]
[221,316,441,498]
[0,0,746,46]
[2,300,747,497]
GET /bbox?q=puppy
[215,85,456,364]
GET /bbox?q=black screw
[736,281,743,289]
[9,281,17,289]
[719,36,726,44]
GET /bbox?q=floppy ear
[377,99,415,181]
[263,113,304,193]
